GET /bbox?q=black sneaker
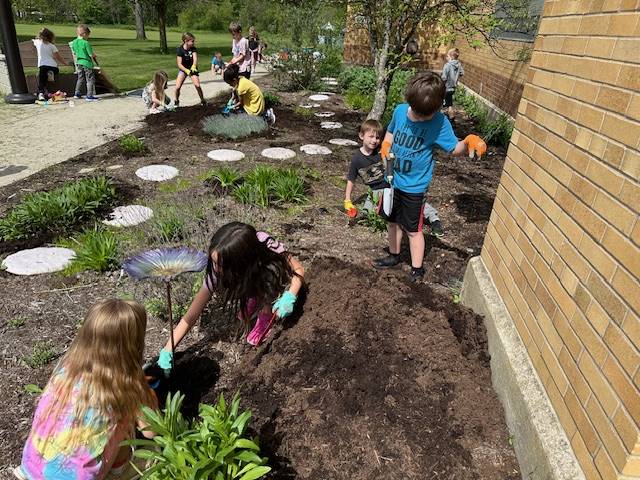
[200,99,207,106]
[410,267,425,282]
[374,254,401,268]
[430,219,444,237]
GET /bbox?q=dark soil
[0,76,515,479]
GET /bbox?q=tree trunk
[367,17,392,121]
[157,0,167,53]
[133,0,146,40]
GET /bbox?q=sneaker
[200,99,207,106]
[410,267,425,282]
[73,94,82,99]
[374,254,401,268]
[37,93,45,101]
[174,100,180,107]
[265,107,276,124]
[85,95,99,101]
[430,219,444,237]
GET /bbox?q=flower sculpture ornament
[123,247,208,282]
[123,247,208,364]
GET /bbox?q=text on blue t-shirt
[386,103,458,193]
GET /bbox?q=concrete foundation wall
[0,54,11,95]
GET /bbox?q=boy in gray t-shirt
[441,48,464,123]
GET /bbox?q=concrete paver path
[0,66,266,188]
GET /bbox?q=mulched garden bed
[0,75,516,479]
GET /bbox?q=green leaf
[231,411,251,434]
[234,439,260,451]
[238,466,271,480]
[234,451,263,464]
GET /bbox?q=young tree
[147,0,169,52]
[347,0,533,120]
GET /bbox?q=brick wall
[480,1,640,479]
[456,37,531,117]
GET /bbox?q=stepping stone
[207,149,245,162]
[324,80,338,86]
[2,247,76,275]
[309,94,329,101]
[329,138,359,146]
[261,147,296,160]
[321,77,337,82]
[315,112,335,117]
[107,164,123,170]
[78,167,96,174]
[103,205,153,227]
[135,165,179,181]
[299,103,321,108]
[321,121,343,129]
[300,144,332,155]
[317,92,335,96]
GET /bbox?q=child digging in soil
[374,71,485,282]
[15,299,157,480]
[142,70,175,114]
[344,119,446,237]
[175,32,206,107]
[223,64,276,123]
[153,222,304,375]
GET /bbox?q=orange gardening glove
[464,134,487,160]
[380,140,392,160]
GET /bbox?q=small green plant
[152,207,187,243]
[126,391,271,479]
[145,297,188,321]
[0,177,117,241]
[345,89,374,111]
[317,46,343,78]
[24,384,43,395]
[359,209,387,233]
[453,88,514,147]
[7,317,25,328]
[25,342,56,368]
[158,178,191,194]
[202,114,268,139]
[293,106,314,117]
[270,48,321,91]
[338,65,376,92]
[271,169,306,205]
[60,226,119,273]
[119,134,147,155]
[204,166,241,189]
[263,91,281,107]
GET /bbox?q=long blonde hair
[38,299,154,448]
[152,70,168,104]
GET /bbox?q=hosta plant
[126,391,271,480]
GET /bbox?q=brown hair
[360,119,384,137]
[152,70,168,103]
[405,71,445,117]
[77,24,90,35]
[182,32,195,43]
[38,27,55,43]
[228,22,242,34]
[448,48,460,59]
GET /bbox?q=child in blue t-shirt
[374,71,481,282]
[211,52,225,75]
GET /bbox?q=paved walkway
[0,65,267,188]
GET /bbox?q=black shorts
[444,90,454,107]
[387,189,425,233]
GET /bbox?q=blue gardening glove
[273,291,297,318]
[158,349,173,377]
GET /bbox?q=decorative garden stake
[123,247,207,363]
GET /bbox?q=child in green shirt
[71,24,99,101]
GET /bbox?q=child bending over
[154,222,304,375]
[32,28,69,101]
[223,64,275,123]
[142,70,175,114]
[374,71,484,282]
[16,299,156,480]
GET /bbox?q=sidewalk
[0,65,267,188]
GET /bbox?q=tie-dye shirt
[19,369,130,480]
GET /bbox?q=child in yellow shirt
[223,64,275,123]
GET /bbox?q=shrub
[338,66,376,92]
[177,0,233,31]
[119,134,147,155]
[382,69,415,124]
[345,89,374,112]
[25,342,56,368]
[263,91,281,107]
[151,207,187,243]
[125,391,271,480]
[61,226,119,273]
[269,48,321,91]
[0,177,117,241]
[317,46,343,78]
[202,114,268,140]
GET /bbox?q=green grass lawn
[16,24,251,91]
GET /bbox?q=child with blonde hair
[441,47,464,122]
[142,70,174,114]
[16,299,157,480]
[71,24,99,101]
[32,27,69,101]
